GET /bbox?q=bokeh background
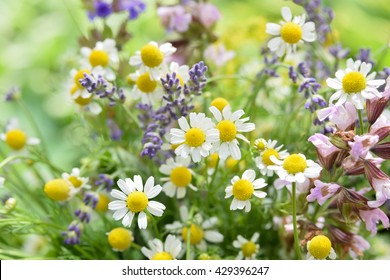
[1,0,389,168]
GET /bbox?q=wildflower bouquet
[1,0,389,261]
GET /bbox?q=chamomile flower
[44,179,72,202]
[80,39,119,81]
[210,97,229,112]
[306,235,336,260]
[141,234,182,260]
[266,7,316,57]
[159,156,197,199]
[0,119,40,151]
[165,205,223,252]
[170,112,219,163]
[128,70,164,103]
[255,139,289,177]
[62,168,90,194]
[269,153,322,183]
[107,227,133,252]
[108,175,165,229]
[326,58,385,110]
[233,233,260,260]
[225,169,267,212]
[129,41,176,80]
[209,105,255,160]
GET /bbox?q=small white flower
[326,58,385,110]
[233,232,260,260]
[129,41,176,80]
[141,234,182,260]
[108,175,165,229]
[269,153,322,183]
[255,139,289,177]
[159,156,197,199]
[170,112,219,163]
[266,7,316,57]
[0,118,40,151]
[128,70,164,104]
[80,39,119,81]
[165,205,223,252]
[209,105,255,160]
[62,168,90,195]
[225,169,267,212]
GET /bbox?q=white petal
[326,78,342,90]
[209,106,222,122]
[253,191,267,198]
[163,183,176,197]
[122,211,135,227]
[133,175,144,191]
[244,200,252,212]
[117,179,130,195]
[147,201,165,216]
[204,231,224,243]
[144,176,155,195]
[266,23,281,35]
[229,142,241,160]
[281,7,292,22]
[177,187,186,199]
[237,123,255,132]
[268,37,283,51]
[146,185,162,199]
[219,142,230,160]
[138,211,148,229]
[27,137,40,145]
[113,208,128,221]
[242,169,256,182]
[178,117,190,131]
[108,200,126,210]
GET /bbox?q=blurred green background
[0,0,389,169]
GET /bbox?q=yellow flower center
[74,69,91,89]
[170,166,192,187]
[280,22,303,44]
[126,191,148,213]
[208,153,219,168]
[89,49,109,67]
[241,241,257,257]
[44,179,71,201]
[182,224,204,245]
[307,235,332,260]
[211,97,229,112]
[232,179,254,201]
[108,227,133,251]
[217,120,237,142]
[283,154,307,174]
[70,85,93,106]
[5,129,27,150]
[140,44,163,68]
[68,175,83,188]
[136,73,157,93]
[185,127,206,147]
[152,252,174,260]
[254,139,267,151]
[262,148,279,166]
[176,74,184,86]
[226,157,239,169]
[96,194,110,212]
[342,71,366,94]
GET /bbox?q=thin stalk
[358,109,364,135]
[292,182,302,260]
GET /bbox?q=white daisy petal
[117,179,131,195]
[122,211,135,227]
[281,7,292,22]
[108,200,126,210]
[113,208,128,221]
[266,23,281,35]
[138,211,148,229]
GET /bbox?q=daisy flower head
[107,227,133,252]
[141,234,182,260]
[80,38,119,81]
[266,7,316,57]
[307,235,336,260]
[225,169,267,212]
[128,70,164,104]
[255,139,289,177]
[326,58,385,110]
[129,41,176,80]
[108,175,165,229]
[62,168,90,195]
[170,112,219,163]
[1,118,40,151]
[209,105,255,160]
[159,156,197,199]
[210,97,229,112]
[269,153,322,183]
[165,205,223,252]
[233,232,260,260]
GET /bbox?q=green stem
[208,158,220,190]
[292,182,302,260]
[358,110,364,135]
[0,155,33,169]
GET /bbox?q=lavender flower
[88,1,112,19]
[95,174,114,191]
[79,73,125,106]
[75,206,92,223]
[184,61,208,96]
[118,0,146,20]
[288,66,298,83]
[62,221,82,245]
[83,192,99,209]
[107,119,122,141]
[355,48,374,66]
[329,44,350,60]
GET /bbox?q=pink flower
[308,133,340,170]
[348,134,379,161]
[359,208,389,236]
[157,5,192,33]
[307,180,341,205]
[370,115,390,142]
[204,43,235,67]
[317,101,357,131]
[364,160,390,207]
[193,3,221,28]
[349,235,370,259]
